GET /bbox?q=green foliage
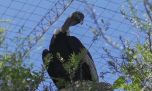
[42,48,88,88]
[0,27,5,45]
[0,53,44,91]
[63,49,87,73]
[113,76,126,89]
[112,0,152,90]
[0,23,45,91]
[52,49,87,88]
[63,49,87,81]
[113,43,152,90]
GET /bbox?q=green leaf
[0,28,4,33]
[0,61,3,68]
[113,76,126,89]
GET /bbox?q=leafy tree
[106,0,152,90]
[0,22,47,91]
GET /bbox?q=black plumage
[42,11,98,89]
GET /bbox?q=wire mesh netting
[0,0,146,88]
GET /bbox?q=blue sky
[0,0,145,90]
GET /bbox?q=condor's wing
[68,36,99,82]
[83,52,99,82]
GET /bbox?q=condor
[42,11,98,89]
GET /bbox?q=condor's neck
[61,18,71,33]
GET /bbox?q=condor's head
[68,11,84,26]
